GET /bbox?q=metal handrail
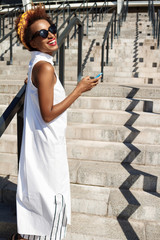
[72,2,98,39]
[69,1,88,39]
[100,1,128,81]
[157,9,160,48]
[0,0,114,64]
[101,10,116,81]
[52,2,70,26]
[148,0,156,38]
[57,16,83,84]
[148,0,160,48]
[0,1,70,39]
[74,0,88,17]
[0,84,26,138]
[99,0,108,22]
[117,0,128,37]
[0,84,26,161]
[82,2,97,36]
[0,28,15,64]
[0,0,98,65]
[0,1,71,65]
[0,6,22,38]
[0,16,83,162]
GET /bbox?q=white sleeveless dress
[16,51,71,239]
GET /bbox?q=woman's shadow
[0,175,17,238]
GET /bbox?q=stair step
[0,93,18,104]
[67,109,160,127]
[102,66,159,73]
[103,71,160,79]
[69,159,160,192]
[67,124,160,145]
[67,139,160,166]
[0,152,17,175]
[105,76,156,85]
[71,184,160,222]
[0,182,159,240]
[0,83,23,94]
[70,96,160,113]
[0,134,17,154]
[2,180,159,223]
[65,82,160,99]
[0,73,27,80]
[65,212,146,240]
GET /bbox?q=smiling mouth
[48,39,57,46]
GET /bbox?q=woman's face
[30,19,58,55]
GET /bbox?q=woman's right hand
[76,75,100,94]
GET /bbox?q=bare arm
[32,61,100,123]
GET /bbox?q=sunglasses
[31,24,57,40]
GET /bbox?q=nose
[48,31,56,38]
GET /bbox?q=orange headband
[17,9,34,49]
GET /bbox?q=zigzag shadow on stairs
[117,86,160,240]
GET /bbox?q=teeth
[49,40,55,44]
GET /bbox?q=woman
[13,5,100,240]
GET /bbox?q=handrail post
[106,36,109,65]
[157,11,160,48]
[95,3,97,22]
[56,15,58,28]
[56,31,59,65]
[92,7,93,27]
[101,43,104,82]
[111,21,113,48]
[8,33,13,65]
[17,105,24,164]
[3,16,5,38]
[102,7,104,22]
[156,11,158,38]
[67,20,70,48]
[68,3,70,18]
[114,13,117,38]
[77,24,83,82]
[86,11,89,36]
[9,10,11,25]
[0,16,1,39]
[8,6,10,23]
[74,25,76,39]
[74,13,77,39]
[100,10,116,81]
[59,41,65,86]
[12,10,14,28]
[148,0,151,21]
[126,0,129,20]
[117,14,120,38]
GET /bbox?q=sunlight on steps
[0,9,160,240]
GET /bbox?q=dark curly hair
[15,5,53,51]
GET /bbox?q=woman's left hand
[24,77,28,84]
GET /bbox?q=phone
[95,73,103,78]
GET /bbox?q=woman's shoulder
[33,60,54,72]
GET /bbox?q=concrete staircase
[0,11,160,240]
